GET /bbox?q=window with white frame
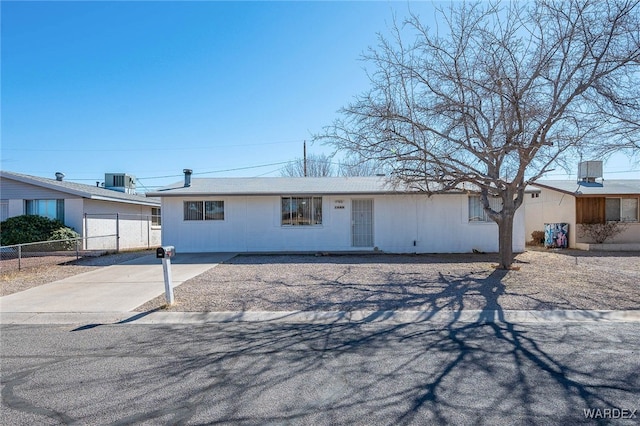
[281,196,322,226]
[606,197,638,222]
[468,195,502,222]
[183,201,224,221]
[25,199,64,222]
[151,207,161,226]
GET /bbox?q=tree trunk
[497,213,515,269]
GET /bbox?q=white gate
[84,213,161,250]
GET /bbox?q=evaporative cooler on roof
[104,173,136,194]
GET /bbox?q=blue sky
[2,1,638,191]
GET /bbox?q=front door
[351,199,374,247]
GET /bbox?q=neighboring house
[146,172,525,254]
[525,179,640,250]
[0,170,161,250]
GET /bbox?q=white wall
[524,189,577,247]
[606,223,640,243]
[83,199,161,250]
[161,194,525,254]
[64,198,84,235]
[7,199,24,218]
[524,193,543,243]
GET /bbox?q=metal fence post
[116,213,120,253]
[18,244,22,271]
[83,213,88,250]
[76,238,79,261]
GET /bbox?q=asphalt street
[2,319,639,425]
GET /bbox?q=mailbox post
[156,246,175,305]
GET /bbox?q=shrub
[530,230,545,246]
[0,215,79,249]
[48,227,81,250]
[579,222,628,244]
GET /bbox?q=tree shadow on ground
[135,251,640,312]
[7,267,635,424]
[241,266,602,312]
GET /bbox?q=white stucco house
[146,172,525,254]
[0,170,161,250]
[525,179,640,250]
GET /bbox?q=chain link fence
[0,235,117,272]
[1,213,161,273]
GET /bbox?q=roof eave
[2,173,91,198]
[145,190,467,197]
[90,195,160,206]
[529,183,577,196]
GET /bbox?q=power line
[68,160,296,182]
[253,167,286,177]
[135,178,150,192]
[2,139,304,153]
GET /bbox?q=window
[621,198,639,222]
[468,195,502,222]
[183,201,224,221]
[205,201,224,220]
[605,198,620,221]
[25,199,64,222]
[151,207,161,226]
[281,196,322,226]
[184,201,203,221]
[606,197,638,222]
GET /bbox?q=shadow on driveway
[121,252,237,266]
[55,266,639,424]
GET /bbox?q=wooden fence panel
[576,197,605,224]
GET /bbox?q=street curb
[2,309,640,325]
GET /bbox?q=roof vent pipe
[183,169,193,187]
[55,172,65,181]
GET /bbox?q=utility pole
[303,140,307,177]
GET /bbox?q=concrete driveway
[0,253,236,313]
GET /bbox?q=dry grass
[135,249,640,312]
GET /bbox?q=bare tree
[281,152,384,177]
[318,0,640,268]
[338,155,386,177]
[281,153,334,177]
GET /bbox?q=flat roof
[145,176,474,197]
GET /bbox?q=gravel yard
[135,249,640,312]
[3,249,638,311]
